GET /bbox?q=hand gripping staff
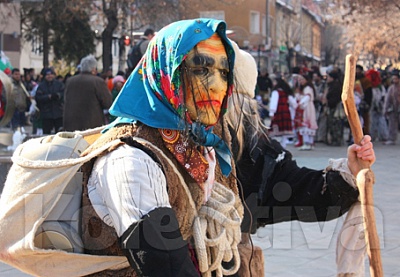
[341,54,383,277]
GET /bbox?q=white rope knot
[192,182,242,277]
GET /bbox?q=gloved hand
[51,93,60,100]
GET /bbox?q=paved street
[0,131,399,276]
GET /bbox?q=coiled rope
[193,182,242,277]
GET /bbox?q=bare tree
[322,24,344,66]
[100,0,118,72]
[325,0,400,62]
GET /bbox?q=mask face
[184,33,229,126]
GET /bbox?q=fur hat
[230,40,257,98]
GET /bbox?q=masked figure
[82,19,244,277]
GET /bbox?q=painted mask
[184,33,229,126]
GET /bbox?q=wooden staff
[341,54,383,276]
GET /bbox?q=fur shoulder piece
[81,124,139,157]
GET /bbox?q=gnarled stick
[341,54,383,277]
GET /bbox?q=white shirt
[269,90,279,117]
[88,144,170,237]
[88,143,217,237]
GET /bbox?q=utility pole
[266,0,272,74]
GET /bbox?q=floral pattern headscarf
[108,19,235,176]
[109,18,235,130]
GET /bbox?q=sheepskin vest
[80,122,242,276]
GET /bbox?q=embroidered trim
[159,129,209,186]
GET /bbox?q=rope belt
[193,182,242,277]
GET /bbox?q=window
[262,15,267,36]
[31,34,43,55]
[250,11,260,34]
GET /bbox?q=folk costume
[294,75,318,150]
[268,76,295,148]
[82,19,244,277]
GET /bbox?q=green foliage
[52,9,96,64]
[21,0,95,66]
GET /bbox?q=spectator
[63,54,112,131]
[35,68,64,134]
[366,69,389,142]
[356,65,373,135]
[268,74,296,148]
[23,68,39,129]
[23,68,37,93]
[63,73,72,84]
[140,29,155,57]
[294,74,318,150]
[126,28,155,76]
[313,69,327,142]
[383,70,400,145]
[103,68,114,92]
[326,70,345,146]
[10,68,28,131]
[108,75,125,122]
[256,68,273,97]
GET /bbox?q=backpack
[0,127,128,276]
[127,39,145,70]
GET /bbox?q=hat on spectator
[328,70,339,80]
[43,68,54,75]
[365,69,381,87]
[112,75,125,85]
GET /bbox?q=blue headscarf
[108,18,235,176]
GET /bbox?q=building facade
[3,0,324,77]
[0,3,21,70]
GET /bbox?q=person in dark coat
[63,55,112,131]
[35,68,64,134]
[326,70,345,146]
[356,65,373,135]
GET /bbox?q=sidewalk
[0,133,399,276]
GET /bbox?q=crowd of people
[3,35,399,150]
[1,55,129,136]
[1,30,159,137]
[256,64,400,149]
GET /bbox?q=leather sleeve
[120,207,199,277]
[238,137,359,233]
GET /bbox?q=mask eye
[191,67,209,76]
[220,69,228,79]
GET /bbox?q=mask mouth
[195,100,221,108]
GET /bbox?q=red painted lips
[195,100,221,108]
